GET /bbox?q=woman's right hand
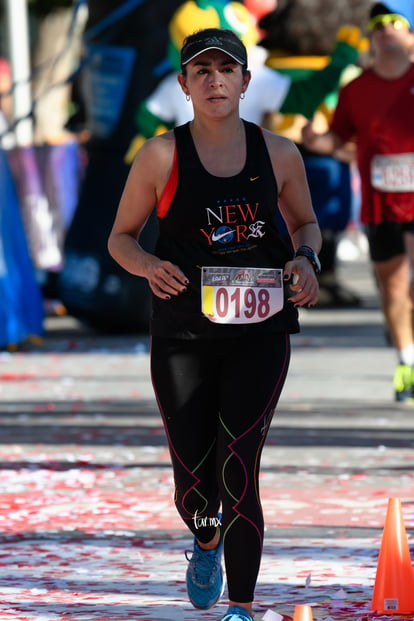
[146,257,189,299]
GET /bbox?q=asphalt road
[0,253,413,621]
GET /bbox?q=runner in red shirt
[302,1,414,403]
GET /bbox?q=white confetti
[263,610,283,621]
[332,588,347,599]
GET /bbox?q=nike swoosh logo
[211,229,235,242]
[250,176,260,181]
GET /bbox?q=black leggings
[150,332,291,603]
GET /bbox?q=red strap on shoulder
[157,145,178,219]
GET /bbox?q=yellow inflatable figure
[125,0,365,164]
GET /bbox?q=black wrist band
[294,245,321,274]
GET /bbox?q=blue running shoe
[185,537,224,609]
[221,605,254,620]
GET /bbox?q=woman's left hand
[284,257,320,307]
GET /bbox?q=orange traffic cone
[293,604,314,621]
[371,497,414,614]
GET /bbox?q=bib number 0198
[215,286,270,320]
[201,266,283,325]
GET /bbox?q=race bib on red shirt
[371,153,414,192]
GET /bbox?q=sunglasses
[368,13,410,32]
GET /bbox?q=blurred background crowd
[0,0,409,349]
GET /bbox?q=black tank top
[151,120,299,338]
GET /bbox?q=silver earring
[186,94,191,102]
[240,92,245,100]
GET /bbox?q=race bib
[201,266,283,325]
[371,153,414,192]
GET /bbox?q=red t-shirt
[331,64,414,224]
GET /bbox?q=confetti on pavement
[0,317,413,621]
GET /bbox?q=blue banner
[0,149,44,348]
[83,44,136,139]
